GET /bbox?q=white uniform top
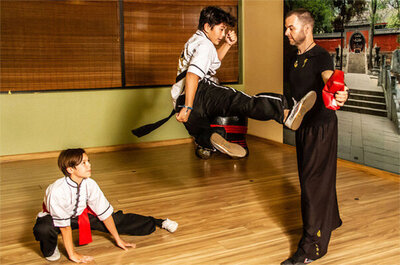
[39,176,114,227]
[171,30,221,105]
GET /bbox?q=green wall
[0,84,244,156]
[0,88,187,155]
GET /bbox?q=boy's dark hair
[198,6,236,30]
[58,148,86,177]
[285,8,315,28]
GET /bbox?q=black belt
[131,71,187,137]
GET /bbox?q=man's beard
[291,32,306,47]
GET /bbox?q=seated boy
[33,148,178,263]
[172,6,316,158]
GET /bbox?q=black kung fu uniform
[287,45,342,261]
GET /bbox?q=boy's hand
[102,216,136,251]
[225,30,237,46]
[115,237,136,250]
[335,86,349,107]
[176,107,192,123]
[69,252,94,263]
[60,226,92,263]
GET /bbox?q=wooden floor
[1,137,399,264]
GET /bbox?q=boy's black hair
[58,148,86,177]
[198,6,236,30]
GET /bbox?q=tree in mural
[367,0,378,69]
[332,0,366,32]
[387,0,400,45]
[367,0,399,69]
[385,0,400,29]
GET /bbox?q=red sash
[42,202,96,245]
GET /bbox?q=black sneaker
[195,146,213,159]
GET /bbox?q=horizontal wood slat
[124,1,238,86]
[1,1,121,92]
[1,0,238,92]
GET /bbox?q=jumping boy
[171,6,317,159]
[33,148,178,263]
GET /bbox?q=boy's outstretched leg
[89,211,178,235]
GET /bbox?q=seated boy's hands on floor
[69,252,94,263]
[115,237,136,250]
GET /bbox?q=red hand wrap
[322,70,345,110]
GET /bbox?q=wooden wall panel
[1,1,121,92]
[124,0,238,86]
[1,0,238,92]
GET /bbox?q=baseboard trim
[0,138,193,163]
[247,136,399,181]
[336,157,400,182]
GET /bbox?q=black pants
[176,78,288,149]
[33,210,163,258]
[295,116,342,260]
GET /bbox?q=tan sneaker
[284,91,317,130]
[210,133,247,158]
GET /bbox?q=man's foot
[195,146,213,159]
[284,91,317,130]
[210,132,247,158]
[162,218,178,233]
[281,249,314,265]
[281,257,314,265]
[45,245,61,261]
